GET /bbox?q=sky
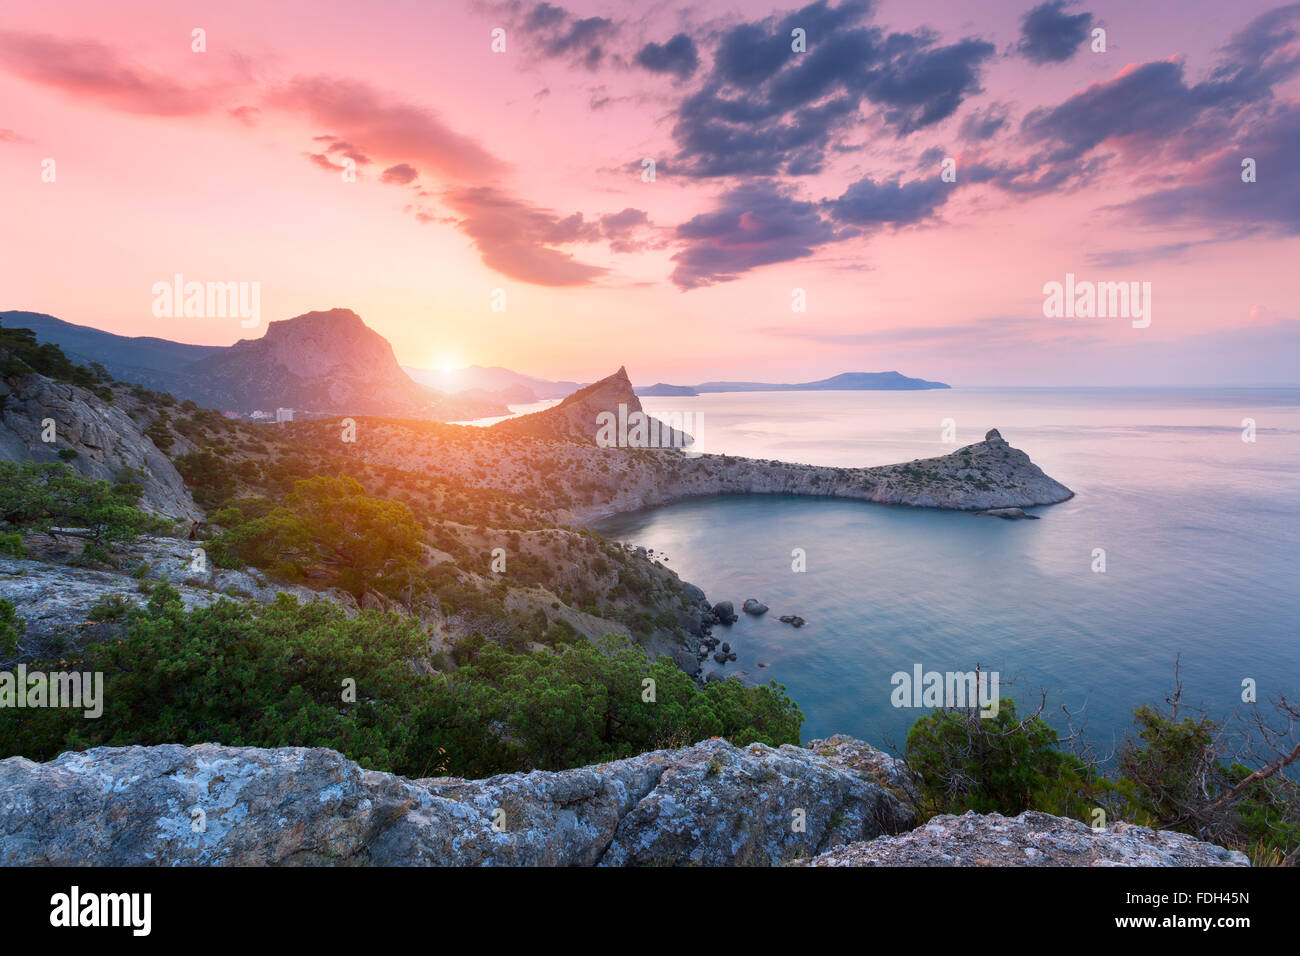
[1,0,1298,386]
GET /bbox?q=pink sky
[1,0,1298,385]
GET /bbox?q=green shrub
[0,599,24,656]
[0,597,802,779]
[87,593,134,622]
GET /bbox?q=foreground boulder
[798,810,1248,867]
[0,737,911,867]
[0,738,1246,866]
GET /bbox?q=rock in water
[977,507,1039,520]
[742,598,769,615]
[778,614,807,628]
[711,600,738,624]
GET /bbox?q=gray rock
[0,371,199,520]
[0,738,913,867]
[977,507,1039,520]
[742,598,769,615]
[711,601,738,624]
[798,810,1249,867]
[778,615,807,628]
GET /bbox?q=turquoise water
[595,388,1300,752]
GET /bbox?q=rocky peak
[494,366,683,446]
[184,308,436,416]
[985,428,1003,441]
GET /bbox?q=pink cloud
[0,30,218,115]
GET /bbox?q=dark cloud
[636,33,700,79]
[521,2,617,70]
[381,163,418,184]
[1113,101,1300,236]
[442,186,608,286]
[1016,1,1093,64]
[670,182,844,288]
[1022,5,1300,166]
[917,144,947,166]
[670,1,995,177]
[959,103,1009,141]
[824,175,951,227]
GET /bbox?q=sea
[581,387,1300,755]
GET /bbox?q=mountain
[492,366,691,447]
[1,311,220,395]
[180,308,445,416]
[405,364,581,400]
[695,371,949,392]
[634,382,699,396]
[4,308,509,419]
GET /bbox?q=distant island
[635,371,949,396]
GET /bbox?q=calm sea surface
[593,388,1300,752]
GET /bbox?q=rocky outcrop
[798,810,1249,867]
[0,371,199,520]
[492,367,690,446]
[0,736,1245,867]
[742,598,768,615]
[0,737,911,867]
[0,536,351,663]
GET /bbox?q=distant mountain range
[2,309,510,420]
[637,371,949,395]
[4,309,950,423]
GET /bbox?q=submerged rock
[977,507,1039,520]
[778,614,807,628]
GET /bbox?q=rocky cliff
[0,371,199,520]
[0,735,1244,866]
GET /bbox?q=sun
[433,353,461,374]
